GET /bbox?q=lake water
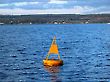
[0,24,110,82]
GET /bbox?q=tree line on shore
[0,14,110,24]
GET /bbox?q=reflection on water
[44,66,62,82]
[44,66,60,73]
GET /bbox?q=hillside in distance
[0,14,110,24]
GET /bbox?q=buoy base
[43,59,63,66]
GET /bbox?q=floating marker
[43,36,63,66]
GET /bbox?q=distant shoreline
[0,14,110,24]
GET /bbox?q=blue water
[0,24,110,82]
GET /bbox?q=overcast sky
[0,0,110,15]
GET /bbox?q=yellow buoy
[43,36,63,66]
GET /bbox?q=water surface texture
[0,24,110,82]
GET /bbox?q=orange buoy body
[43,36,63,66]
[43,59,63,66]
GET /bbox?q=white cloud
[0,4,9,7]
[0,6,109,15]
[73,6,95,14]
[14,2,39,6]
[14,2,28,6]
[0,2,39,7]
[49,0,68,4]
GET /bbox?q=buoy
[43,36,63,66]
